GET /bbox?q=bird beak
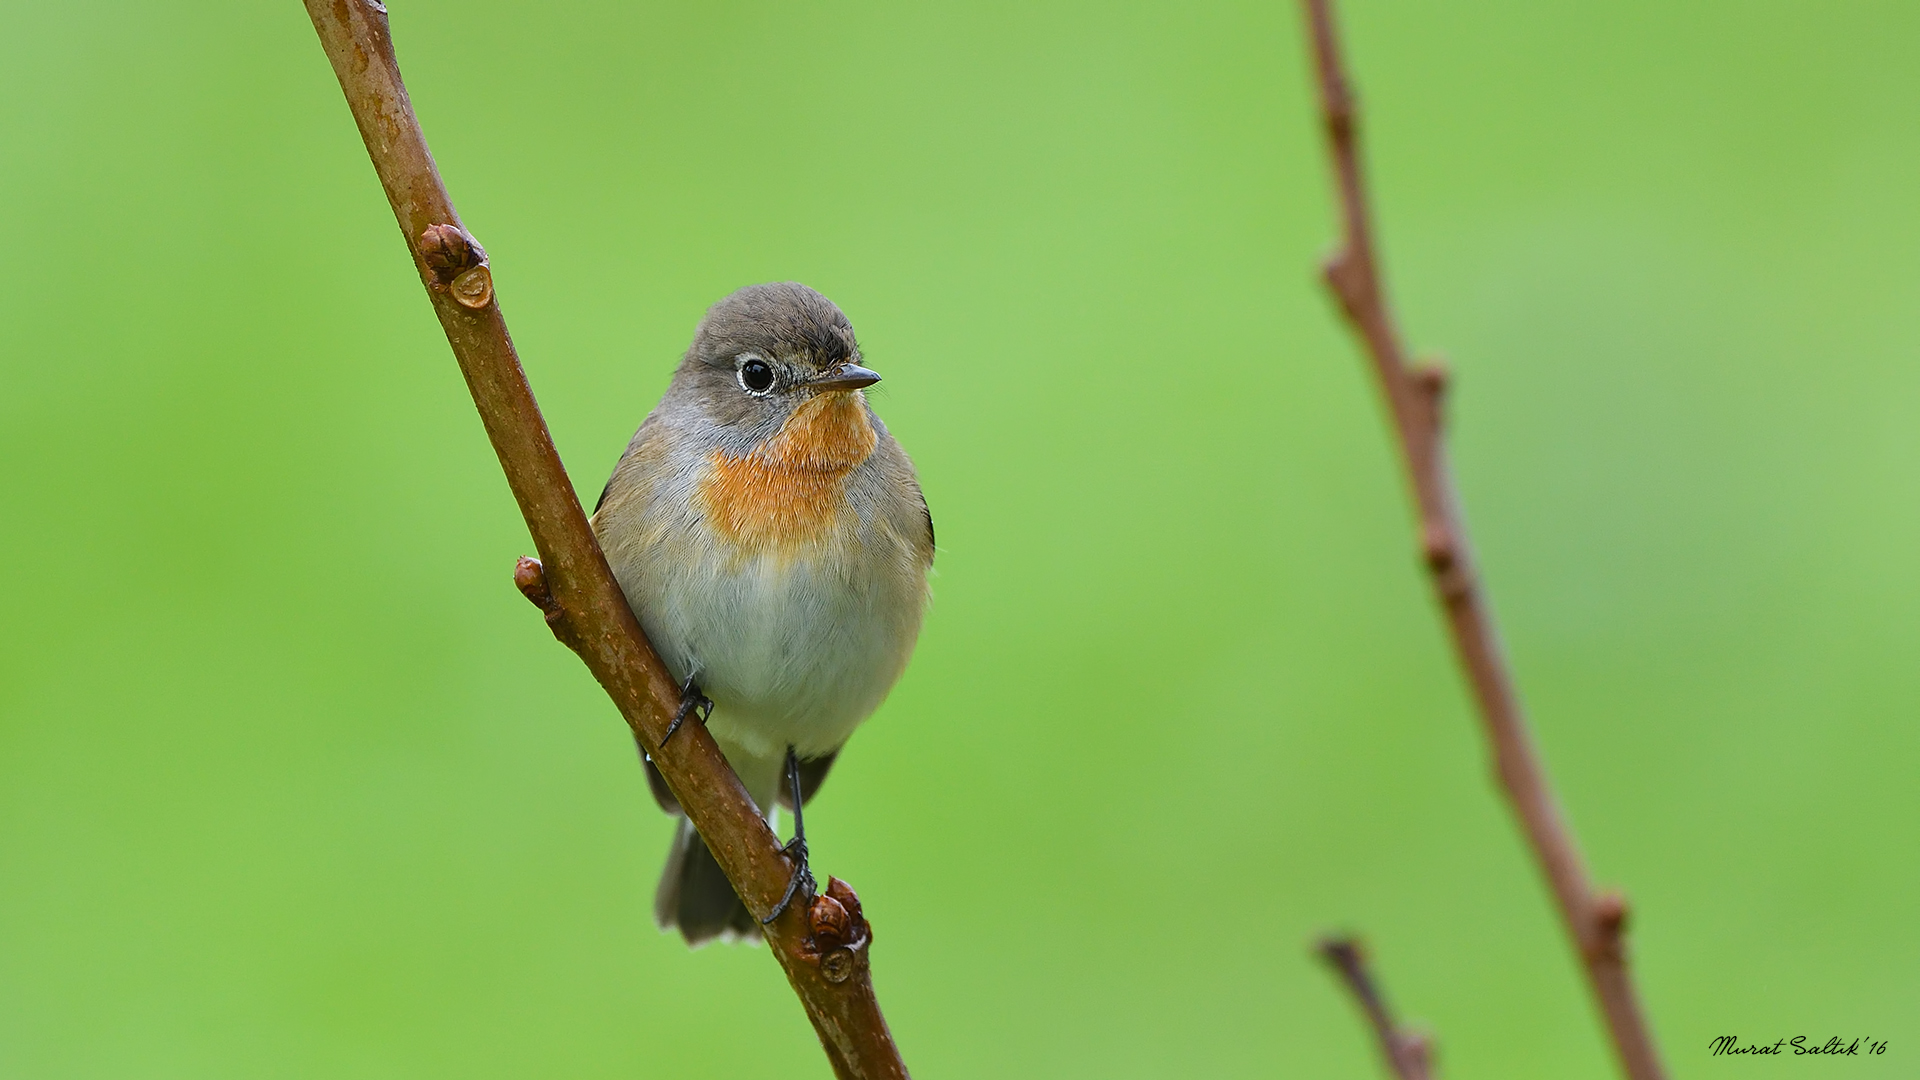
[809,363,881,391]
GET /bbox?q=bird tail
[654,817,759,946]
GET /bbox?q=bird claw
[762,836,815,925]
[762,746,817,924]
[660,673,712,747]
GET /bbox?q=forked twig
[300,3,905,1076]
[1295,3,1667,1078]
[1317,938,1434,1080]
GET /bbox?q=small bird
[591,282,934,945]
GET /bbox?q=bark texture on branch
[301,3,906,1075]
[1295,3,1667,1078]
[1317,937,1434,1080]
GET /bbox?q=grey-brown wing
[593,410,664,516]
[867,421,935,565]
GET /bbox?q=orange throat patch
[696,391,880,555]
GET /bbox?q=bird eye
[738,357,774,394]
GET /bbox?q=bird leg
[659,672,712,747]
[763,746,817,924]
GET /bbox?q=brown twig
[1295,3,1666,1079]
[301,3,906,1076]
[1317,937,1434,1080]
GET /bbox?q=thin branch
[301,4,906,1076]
[1317,937,1434,1080]
[1294,3,1667,1079]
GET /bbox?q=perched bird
[591,282,934,945]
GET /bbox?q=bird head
[669,282,881,448]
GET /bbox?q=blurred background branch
[1297,1,1668,1077]
[1317,937,1434,1080]
[299,1,905,1076]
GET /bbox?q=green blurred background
[3,0,1915,1076]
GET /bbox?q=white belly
[639,542,922,766]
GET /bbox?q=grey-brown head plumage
[689,282,859,373]
[667,282,876,435]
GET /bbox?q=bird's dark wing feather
[640,741,680,814]
[779,750,839,811]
